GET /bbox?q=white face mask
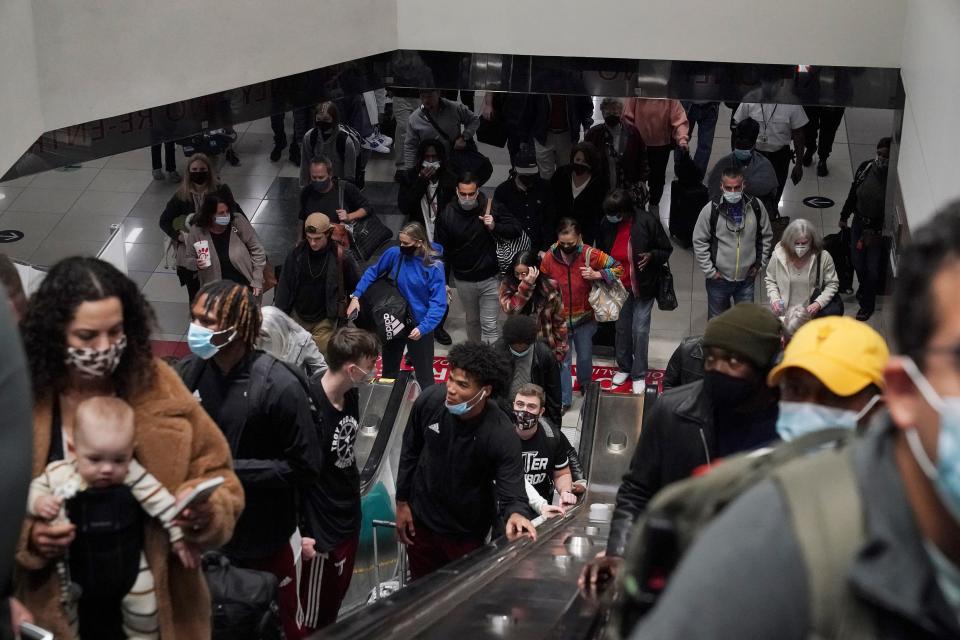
[722,191,743,204]
[902,358,960,524]
[794,244,810,258]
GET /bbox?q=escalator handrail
[321,381,605,639]
[359,370,414,494]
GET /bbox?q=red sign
[386,357,664,394]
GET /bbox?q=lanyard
[759,104,779,129]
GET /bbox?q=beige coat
[16,360,245,640]
[764,243,839,310]
[186,214,266,289]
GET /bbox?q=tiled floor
[0,101,896,427]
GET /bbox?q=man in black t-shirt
[297,327,380,632]
[511,383,579,504]
[396,342,537,580]
[298,156,371,223]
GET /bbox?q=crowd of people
[0,89,919,639]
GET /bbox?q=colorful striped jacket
[499,275,569,361]
[540,243,624,328]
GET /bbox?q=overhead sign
[803,196,835,209]
[0,230,24,243]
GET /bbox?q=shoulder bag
[341,180,392,262]
[358,256,412,343]
[486,197,531,276]
[585,246,628,322]
[656,262,678,311]
[810,251,844,317]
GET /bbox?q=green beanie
[703,304,782,370]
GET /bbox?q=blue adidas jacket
[352,244,448,335]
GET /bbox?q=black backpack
[308,124,369,189]
[203,552,283,640]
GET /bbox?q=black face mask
[399,244,417,256]
[317,122,333,133]
[604,115,621,128]
[517,174,537,187]
[702,370,760,408]
[559,244,579,255]
[189,171,209,185]
[571,163,591,176]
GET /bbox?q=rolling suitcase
[824,229,854,293]
[669,150,708,248]
[669,180,709,248]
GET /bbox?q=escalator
[339,370,421,614]
[320,381,646,639]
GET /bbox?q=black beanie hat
[502,314,538,345]
[703,303,782,370]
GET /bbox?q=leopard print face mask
[65,334,127,379]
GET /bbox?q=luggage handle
[371,520,406,599]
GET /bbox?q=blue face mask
[902,358,960,523]
[509,345,532,358]
[605,214,623,224]
[214,214,231,226]
[446,389,486,416]
[733,148,753,162]
[775,399,879,441]
[187,323,236,360]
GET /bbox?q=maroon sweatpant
[405,522,484,581]
[297,534,360,634]
[235,544,300,640]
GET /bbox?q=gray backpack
[610,428,875,639]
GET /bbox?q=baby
[28,396,198,639]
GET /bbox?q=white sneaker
[362,133,392,154]
[632,380,646,395]
[611,371,630,387]
[372,127,393,146]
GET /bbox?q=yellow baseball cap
[767,317,890,396]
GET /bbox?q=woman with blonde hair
[765,218,840,318]
[346,222,446,388]
[159,153,242,301]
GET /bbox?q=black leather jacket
[663,336,705,389]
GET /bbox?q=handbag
[656,262,679,311]
[585,247,628,322]
[810,251,844,317]
[476,116,509,148]
[421,107,493,184]
[203,551,283,640]
[340,180,392,262]
[485,197,532,275]
[358,258,412,343]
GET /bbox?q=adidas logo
[383,313,406,341]
[428,423,440,434]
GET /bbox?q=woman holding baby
[17,257,244,639]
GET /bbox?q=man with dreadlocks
[176,280,321,640]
